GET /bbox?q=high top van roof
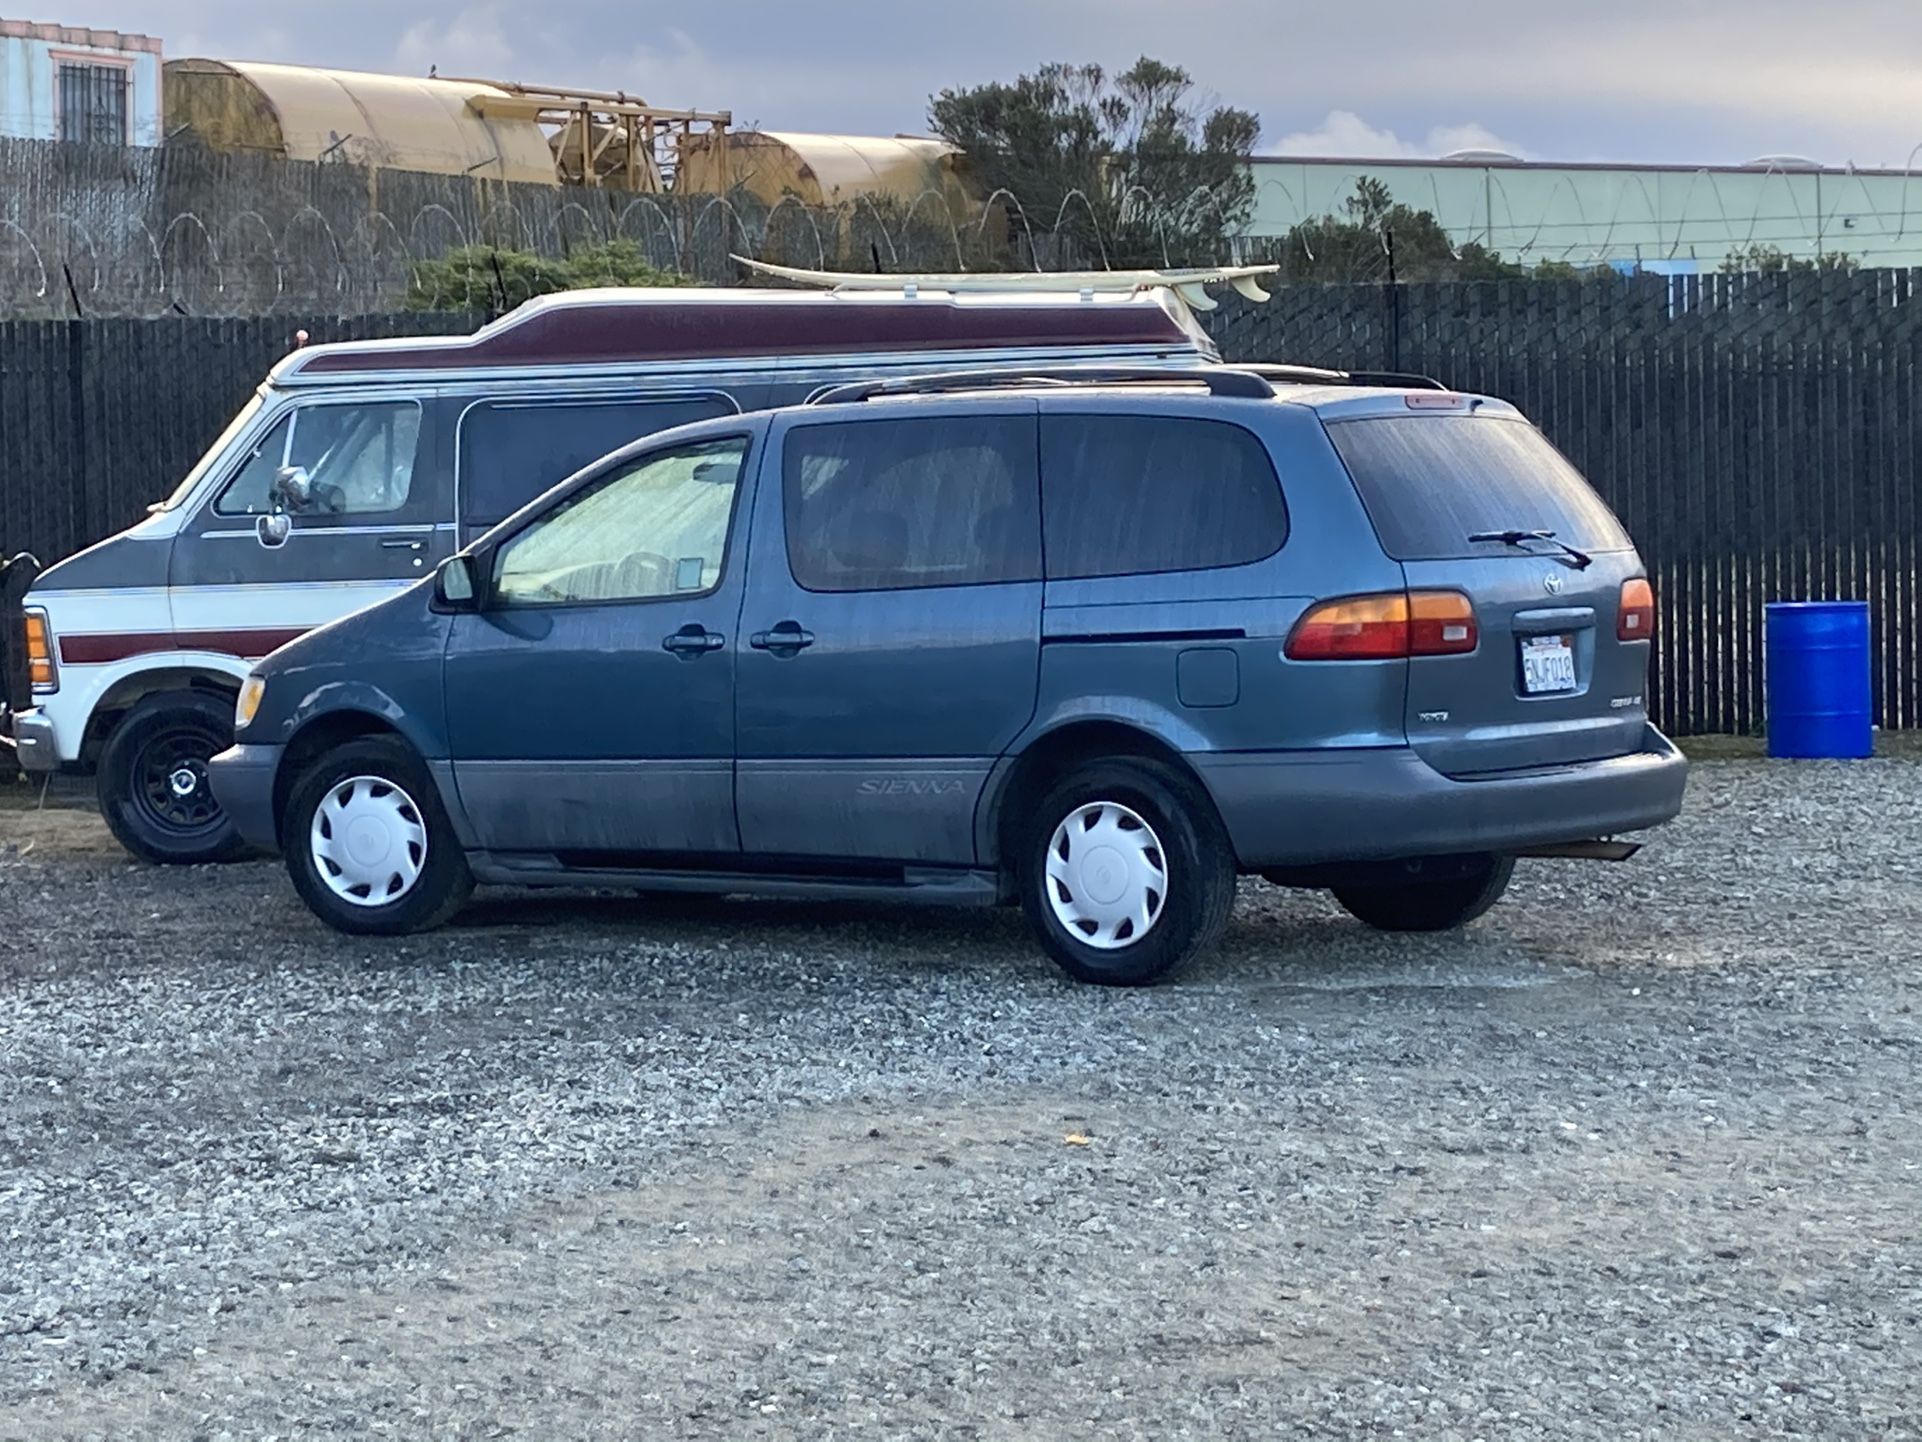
[271,285,1213,387]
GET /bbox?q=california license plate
[1521,635,1578,694]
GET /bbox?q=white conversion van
[5,268,1282,862]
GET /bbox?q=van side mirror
[434,553,479,611]
[272,464,314,512]
[255,512,291,548]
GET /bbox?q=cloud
[1265,110,1532,160]
[392,4,519,79]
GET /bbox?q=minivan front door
[442,434,755,856]
[733,409,1043,867]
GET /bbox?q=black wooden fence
[2,274,1920,736]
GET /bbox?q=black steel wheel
[97,692,246,865]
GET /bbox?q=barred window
[58,63,129,145]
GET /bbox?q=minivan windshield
[1326,415,1632,561]
[154,393,267,512]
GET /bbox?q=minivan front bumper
[1192,724,1689,869]
[208,743,283,850]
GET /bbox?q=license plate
[1520,635,1578,694]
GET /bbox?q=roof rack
[810,366,1278,407]
[735,256,1278,311]
[1240,362,1448,391]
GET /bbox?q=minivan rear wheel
[284,737,472,935]
[1019,760,1235,987]
[1332,855,1515,933]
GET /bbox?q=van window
[492,437,747,606]
[1040,416,1287,580]
[458,395,736,530]
[215,401,421,518]
[784,416,1040,593]
[1326,415,1632,560]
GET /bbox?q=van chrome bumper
[1192,724,1689,869]
[6,707,58,773]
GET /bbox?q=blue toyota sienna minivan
[210,367,1688,986]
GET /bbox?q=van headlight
[235,675,267,730]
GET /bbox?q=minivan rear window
[1326,416,1631,561]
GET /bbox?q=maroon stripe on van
[296,300,1191,374]
[58,628,310,665]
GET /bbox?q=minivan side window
[458,395,736,531]
[783,416,1041,593]
[492,437,748,607]
[215,401,422,518]
[1040,415,1288,580]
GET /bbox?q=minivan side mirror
[434,553,480,611]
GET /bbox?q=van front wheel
[1331,855,1515,932]
[97,693,247,865]
[284,737,473,935]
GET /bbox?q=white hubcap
[1045,800,1168,950]
[310,775,427,907]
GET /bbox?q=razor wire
[7,136,1922,318]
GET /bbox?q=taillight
[24,608,56,692]
[1286,591,1477,660]
[1618,578,1655,641]
[1408,591,1479,656]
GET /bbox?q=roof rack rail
[810,366,1278,407]
[1240,362,1448,392]
[735,256,1279,311]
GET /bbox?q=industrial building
[0,16,162,145]
[1239,153,1922,272]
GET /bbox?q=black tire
[1332,855,1516,933]
[1018,758,1236,987]
[283,736,473,935]
[96,692,247,865]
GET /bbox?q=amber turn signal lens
[1618,578,1655,641]
[24,609,55,690]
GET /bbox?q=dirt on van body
[0,758,1917,1440]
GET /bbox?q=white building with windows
[0,16,162,145]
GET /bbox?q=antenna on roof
[732,255,1278,310]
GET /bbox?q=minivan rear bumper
[1191,724,1689,868]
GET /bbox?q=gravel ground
[0,758,1917,1440]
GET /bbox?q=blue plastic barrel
[1765,601,1873,759]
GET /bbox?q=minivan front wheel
[1019,760,1236,987]
[284,737,472,935]
[1332,855,1515,933]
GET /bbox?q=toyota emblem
[1543,572,1565,595]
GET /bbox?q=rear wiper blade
[1468,528,1593,570]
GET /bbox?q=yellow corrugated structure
[677,130,977,213]
[163,59,559,185]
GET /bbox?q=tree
[404,240,691,312]
[1256,178,1527,283]
[929,58,1259,269]
[1719,243,1859,276]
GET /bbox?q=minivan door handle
[749,621,815,656]
[663,624,726,658]
[380,538,426,551]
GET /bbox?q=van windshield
[154,393,267,512]
[1326,414,1631,561]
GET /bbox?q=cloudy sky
[92,0,1922,168]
